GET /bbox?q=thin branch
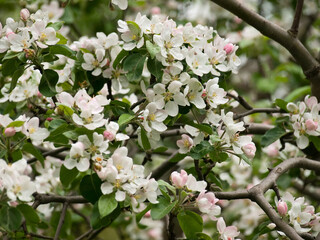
[75,228,94,240]
[244,123,273,135]
[293,180,320,202]
[130,98,146,110]
[215,157,320,239]
[210,0,320,100]
[54,202,68,240]
[107,79,114,101]
[70,204,91,227]
[233,108,282,120]
[227,92,253,110]
[32,193,88,207]
[27,146,69,164]
[29,233,54,240]
[289,0,305,37]
[253,193,303,240]
[151,151,179,180]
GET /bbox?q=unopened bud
[305,119,318,131]
[24,48,35,59]
[144,210,151,218]
[20,8,30,21]
[4,127,16,137]
[267,223,276,230]
[151,7,161,15]
[277,200,288,216]
[46,117,53,121]
[103,130,115,141]
[242,143,256,158]
[224,43,234,54]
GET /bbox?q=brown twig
[27,146,69,164]
[215,157,320,239]
[289,0,305,37]
[233,108,282,120]
[227,92,253,110]
[54,202,69,240]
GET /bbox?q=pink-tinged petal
[217,217,226,234]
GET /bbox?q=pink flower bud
[4,127,16,137]
[103,130,115,141]
[170,169,188,188]
[277,200,288,216]
[242,143,256,158]
[201,89,207,98]
[46,117,53,121]
[224,43,234,54]
[151,7,161,15]
[9,201,18,207]
[144,210,151,218]
[305,119,318,131]
[20,8,30,21]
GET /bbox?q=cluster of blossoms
[56,89,110,130]
[175,109,256,160]
[0,157,61,208]
[0,114,49,145]
[170,169,240,239]
[95,147,159,205]
[275,192,320,235]
[287,95,320,149]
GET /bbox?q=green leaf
[177,210,203,239]
[118,113,135,127]
[309,136,320,151]
[39,69,58,97]
[123,53,147,82]
[146,41,160,59]
[47,21,64,30]
[56,32,68,44]
[0,205,23,231]
[98,193,118,218]
[169,153,187,163]
[190,141,215,160]
[140,127,151,150]
[22,142,45,166]
[60,165,79,188]
[113,49,129,69]
[151,196,177,220]
[57,105,74,118]
[17,204,40,224]
[126,21,141,36]
[157,180,176,195]
[6,121,25,128]
[49,44,77,60]
[153,146,168,153]
[261,126,287,147]
[136,204,152,223]
[79,174,102,204]
[195,233,212,240]
[8,68,24,93]
[147,57,163,80]
[285,86,311,102]
[240,154,251,165]
[275,98,288,112]
[179,116,213,135]
[3,51,21,61]
[91,202,121,230]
